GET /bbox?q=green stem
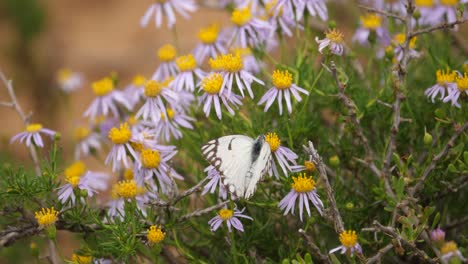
[229,231,239,264]
[299,67,324,115]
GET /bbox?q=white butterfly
[201,135,272,199]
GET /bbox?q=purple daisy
[10,123,56,148]
[140,0,197,29]
[208,207,253,232]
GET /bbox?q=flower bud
[424,132,433,146]
[54,133,62,141]
[431,228,445,244]
[328,20,337,29]
[329,155,340,167]
[413,9,421,20]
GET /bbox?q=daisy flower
[278,173,323,221]
[315,28,345,56]
[264,132,298,178]
[274,0,328,21]
[441,241,466,263]
[228,7,271,48]
[10,123,56,148]
[147,225,166,245]
[264,0,302,38]
[430,228,445,245]
[105,123,140,172]
[198,72,243,120]
[140,0,197,29]
[123,74,147,109]
[392,33,419,62]
[57,161,109,205]
[329,230,363,256]
[136,80,178,123]
[83,77,131,121]
[424,69,457,103]
[154,107,194,141]
[201,165,228,200]
[56,68,83,93]
[231,47,263,74]
[193,24,227,63]
[73,126,102,160]
[208,207,253,232]
[291,159,317,174]
[443,72,468,108]
[171,54,205,92]
[152,44,178,81]
[107,180,157,219]
[258,69,309,115]
[352,13,390,46]
[209,53,264,98]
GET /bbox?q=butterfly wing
[202,135,254,198]
[244,139,272,199]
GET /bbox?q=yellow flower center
[415,0,434,7]
[141,149,161,169]
[272,69,293,90]
[198,24,220,44]
[339,230,358,248]
[209,53,243,73]
[144,80,164,97]
[158,44,177,62]
[218,208,234,220]
[35,207,59,227]
[441,241,458,255]
[147,225,166,244]
[231,8,252,26]
[64,161,86,187]
[436,69,456,85]
[26,123,43,133]
[71,254,92,264]
[161,108,175,120]
[265,132,281,152]
[231,47,252,56]
[176,54,197,72]
[74,127,90,141]
[325,28,344,43]
[108,123,132,144]
[456,73,468,91]
[92,77,114,96]
[115,180,145,199]
[202,73,223,94]
[57,68,72,82]
[291,173,316,193]
[440,0,458,6]
[393,33,417,49]
[123,168,134,180]
[304,161,316,172]
[132,74,146,86]
[360,14,382,30]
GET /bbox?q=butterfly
[201,135,272,199]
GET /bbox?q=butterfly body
[202,135,271,199]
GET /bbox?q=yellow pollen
[440,0,458,6]
[441,241,458,255]
[132,74,146,86]
[71,254,92,264]
[436,69,456,84]
[144,80,164,97]
[92,77,114,96]
[339,230,358,248]
[231,8,252,26]
[141,149,161,169]
[291,173,316,193]
[115,180,145,199]
[64,161,86,187]
[272,69,293,90]
[393,33,417,49]
[265,132,281,152]
[57,68,72,82]
[202,73,223,94]
[218,208,234,220]
[456,73,468,91]
[210,53,243,73]
[176,54,197,72]
[360,14,382,30]
[35,207,59,227]
[304,161,316,172]
[198,24,220,44]
[108,123,132,144]
[158,44,177,62]
[74,127,90,141]
[123,168,134,180]
[415,0,434,6]
[147,225,166,244]
[325,28,344,43]
[26,123,43,133]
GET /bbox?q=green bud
[329,155,340,167]
[424,132,433,146]
[413,9,421,20]
[54,133,61,141]
[45,225,57,240]
[345,202,354,210]
[80,189,88,197]
[328,20,337,29]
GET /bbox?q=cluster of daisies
[425,67,468,108]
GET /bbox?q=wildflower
[352,13,390,46]
[193,24,227,63]
[140,0,197,29]
[201,165,228,200]
[208,207,253,232]
[315,28,345,56]
[154,107,194,141]
[172,54,206,92]
[73,126,102,160]
[107,180,157,219]
[273,0,328,21]
[278,173,323,221]
[291,159,317,173]
[329,230,363,256]
[264,0,302,38]
[392,33,419,62]
[420,0,468,27]
[57,161,109,205]
[135,80,178,123]
[443,72,468,108]
[35,207,59,227]
[430,228,445,245]
[210,53,264,98]
[258,69,309,115]
[228,7,271,48]
[198,72,243,120]
[83,77,131,121]
[424,69,457,103]
[10,123,56,148]
[147,225,166,245]
[71,254,92,264]
[56,68,83,93]
[105,123,140,172]
[123,74,147,109]
[441,241,466,263]
[152,44,178,81]
[264,132,298,178]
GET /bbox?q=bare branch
[410,19,468,38]
[357,5,405,22]
[366,244,393,264]
[178,200,229,223]
[298,229,332,264]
